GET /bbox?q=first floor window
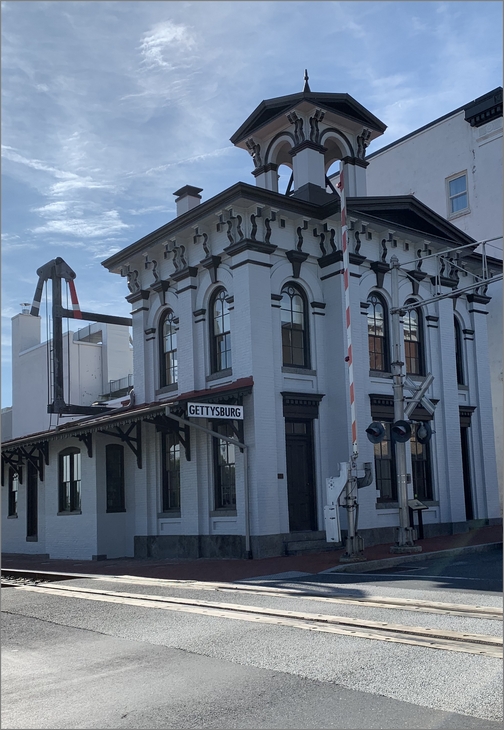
[213,422,236,509]
[58,448,81,513]
[8,468,19,517]
[373,422,397,502]
[106,444,125,512]
[410,423,433,501]
[162,431,180,512]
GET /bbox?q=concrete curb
[318,541,502,574]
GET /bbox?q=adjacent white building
[2,81,501,561]
[364,87,503,508]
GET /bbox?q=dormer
[230,72,386,202]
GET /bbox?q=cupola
[230,71,387,202]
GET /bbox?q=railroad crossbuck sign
[186,402,244,420]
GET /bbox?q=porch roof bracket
[98,421,142,469]
[76,432,93,459]
[19,445,45,481]
[145,414,191,461]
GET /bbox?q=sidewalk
[2,524,501,583]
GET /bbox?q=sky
[2,0,503,408]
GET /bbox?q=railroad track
[2,570,502,658]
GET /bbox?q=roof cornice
[102,182,341,270]
[347,195,476,247]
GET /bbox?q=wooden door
[285,420,316,532]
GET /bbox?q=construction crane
[30,257,133,416]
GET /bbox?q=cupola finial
[303,69,311,93]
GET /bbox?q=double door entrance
[285,419,317,532]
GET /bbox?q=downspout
[164,408,252,559]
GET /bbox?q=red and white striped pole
[68,279,83,319]
[338,161,365,561]
[339,163,358,462]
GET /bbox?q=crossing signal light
[391,420,411,443]
[366,422,386,444]
[415,421,432,444]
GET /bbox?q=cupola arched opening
[320,129,354,172]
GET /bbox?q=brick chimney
[173,185,203,216]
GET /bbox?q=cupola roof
[230,90,387,146]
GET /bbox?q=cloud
[1,145,78,180]
[31,209,131,239]
[138,20,195,70]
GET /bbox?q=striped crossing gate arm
[339,163,358,462]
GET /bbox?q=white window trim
[446,171,470,219]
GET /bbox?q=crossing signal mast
[364,238,502,553]
[327,214,501,559]
[30,257,133,416]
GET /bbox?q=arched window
[281,283,310,368]
[367,293,389,371]
[403,301,424,376]
[58,448,81,513]
[159,310,178,387]
[210,288,232,373]
[454,316,465,385]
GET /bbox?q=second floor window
[210,288,231,373]
[367,293,389,371]
[403,303,424,376]
[447,173,468,215]
[454,317,465,386]
[160,310,178,387]
[281,283,309,368]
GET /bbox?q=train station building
[2,80,501,561]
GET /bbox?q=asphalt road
[2,549,502,729]
[306,546,503,594]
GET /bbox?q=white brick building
[2,81,501,560]
[364,87,503,509]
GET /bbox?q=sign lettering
[186,402,244,420]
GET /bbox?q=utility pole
[389,255,421,553]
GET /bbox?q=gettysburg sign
[186,402,244,420]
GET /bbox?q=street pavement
[2,536,502,729]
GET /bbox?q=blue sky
[2,0,502,407]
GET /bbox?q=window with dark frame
[105,444,125,512]
[58,448,81,513]
[210,288,232,373]
[373,422,397,502]
[159,309,178,387]
[281,283,310,368]
[162,430,181,512]
[454,316,465,386]
[403,303,424,376]
[367,292,389,371]
[213,422,236,510]
[8,468,19,517]
[410,423,433,501]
